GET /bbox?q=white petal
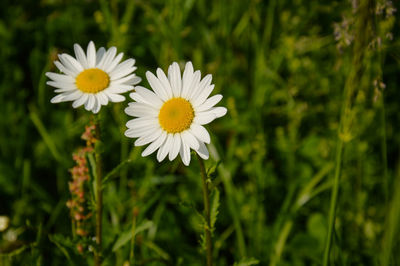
[189,124,211,144]
[97,47,116,69]
[181,131,199,150]
[112,66,136,81]
[187,70,201,99]
[135,86,163,108]
[125,76,142,86]
[125,103,158,117]
[110,58,134,74]
[126,117,158,129]
[211,107,228,118]
[72,93,89,108]
[86,41,96,68]
[106,87,127,94]
[85,94,95,111]
[96,91,109,105]
[125,125,158,138]
[157,133,174,162]
[195,94,223,112]
[196,141,209,160]
[192,84,215,107]
[112,73,138,85]
[110,59,135,79]
[54,87,75,93]
[92,97,101,113]
[179,142,191,166]
[190,74,212,101]
[46,81,76,91]
[168,62,182,97]
[46,72,75,83]
[135,128,162,146]
[50,94,66,103]
[181,62,194,98]
[194,112,217,125]
[141,131,167,157]
[105,52,124,73]
[156,68,173,99]
[105,92,125,102]
[61,54,84,72]
[54,61,76,77]
[169,134,181,161]
[55,87,76,93]
[63,90,83,101]
[74,43,88,69]
[58,54,81,74]
[108,83,133,92]
[129,92,148,104]
[96,47,106,65]
[103,47,118,69]
[146,71,169,101]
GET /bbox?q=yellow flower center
[75,68,110,93]
[158,98,194,133]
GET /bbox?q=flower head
[46,41,141,113]
[124,62,227,166]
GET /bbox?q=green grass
[0,0,399,265]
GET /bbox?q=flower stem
[322,0,373,264]
[130,207,139,265]
[322,139,343,266]
[197,154,213,266]
[94,118,103,266]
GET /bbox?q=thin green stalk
[129,207,138,265]
[269,220,293,266]
[323,0,373,264]
[29,107,64,163]
[380,94,389,202]
[94,117,103,266]
[197,154,213,266]
[322,140,344,266]
[381,161,400,266]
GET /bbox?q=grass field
[0,0,399,265]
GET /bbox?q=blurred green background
[0,0,399,265]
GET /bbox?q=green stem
[94,118,103,266]
[197,154,213,266]
[323,140,344,266]
[380,96,389,202]
[129,208,138,265]
[322,1,373,264]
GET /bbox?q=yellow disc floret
[75,68,110,93]
[158,98,194,133]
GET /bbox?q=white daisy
[124,61,227,166]
[46,41,141,114]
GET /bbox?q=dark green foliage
[0,0,399,265]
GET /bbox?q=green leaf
[48,234,74,262]
[112,220,154,252]
[102,158,132,185]
[210,188,220,233]
[233,257,260,266]
[307,213,327,246]
[143,240,171,261]
[206,160,221,180]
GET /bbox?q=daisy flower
[46,41,141,113]
[124,62,227,166]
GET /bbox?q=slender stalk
[269,220,293,266]
[380,93,389,202]
[130,207,138,265]
[322,140,344,266]
[197,154,213,266]
[322,0,373,264]
[94,118,103,266]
